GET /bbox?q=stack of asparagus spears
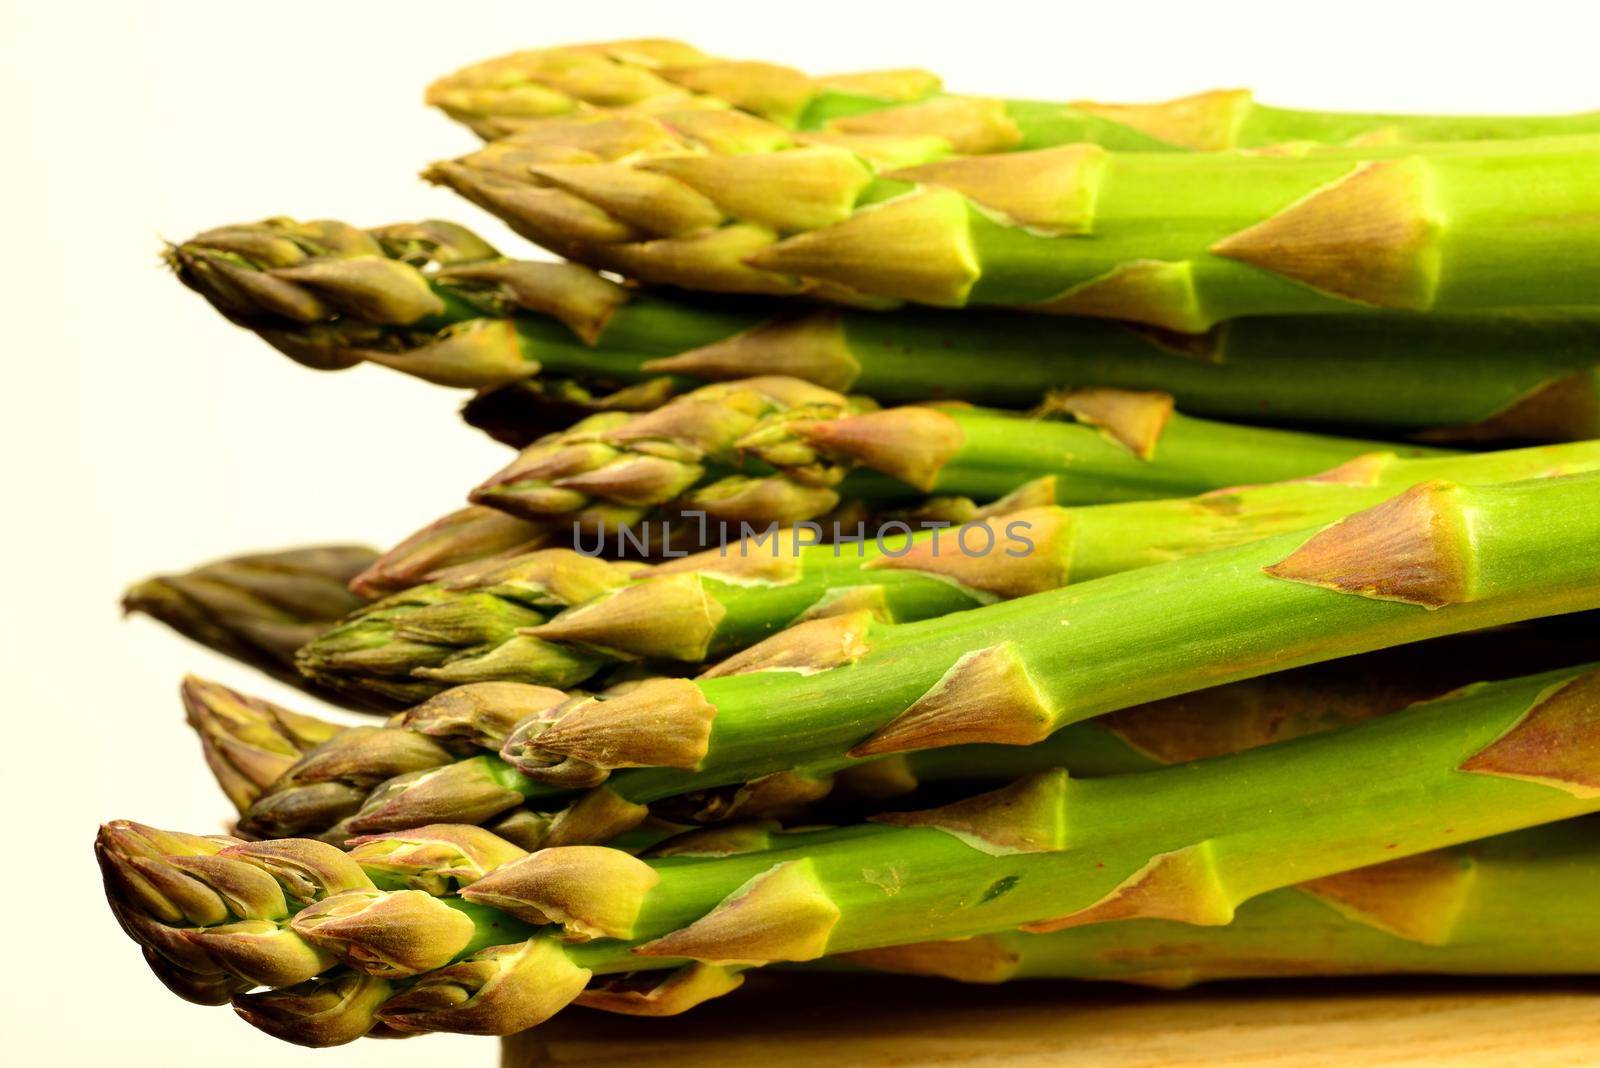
[107,38,1600,1048]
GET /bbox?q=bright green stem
[473,392,1436,535]
[315,610,1598,843]
[952,137,1600,322]
[520,662,1600,973]
[593,473,1600,803]
[800,90,1600,151]
[823,819,1600,986]
[913,407,1442,505]
[616,663,1600,957]
[490,307,1600,441]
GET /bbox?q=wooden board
[503,975,1600,1067]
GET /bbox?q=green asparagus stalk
[430,39,1600,151]
[171,217,1600,443]
[500,473,1600,802]
[470,380,1446,524]
[123,545,377,701]
[430,123,1600,328]
[302,443,1597,703]
[831,819,1600,988]
[113,661,1600,1042]
[242,609,1600,844]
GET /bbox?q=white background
[4,1,1598,1062]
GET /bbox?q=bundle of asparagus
[108,36,1600,1051]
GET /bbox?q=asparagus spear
[95,818,531,1016]
[296,550,639,707]
[501,473,1600,801]
[525,439,1600,676]
[350,505,561,599]
[123,545,378,704]
[111,661,1600,1042]
[424,39,941,139]
[181,676,344,815]
[302,443,1598,702]
[470,380,1446,524]
[242,609,1600,844]
[831,819,1600,988]
[430,123,1600,328]
[172,217,1600,443]
[181,676,584,850]
[430,39,1600,151]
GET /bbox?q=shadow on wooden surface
[501,973,1600,1067]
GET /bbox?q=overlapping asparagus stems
[430,38,1600,150]
[350,493,880,602]
[833,819,1600,988]
[171,217,1600,442]
[298,443,1600,707]
[430,117,1600,328]
[233,611,1600,846]
[123,545,378,705]
[490,473,1600,804]
[103,661,1600,1043]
